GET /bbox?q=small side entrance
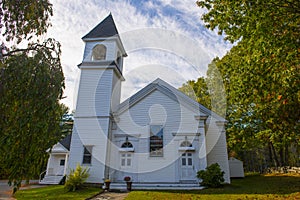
[180,152,194,181]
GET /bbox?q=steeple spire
[82,14,119,39]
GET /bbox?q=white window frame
[120,152,132,168]
[149,125,164,157]
[82,146,92,165]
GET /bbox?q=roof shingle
[82,14,119,39]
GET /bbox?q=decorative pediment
[116,78,225,122]
[50,143,69,154]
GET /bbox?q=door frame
[180,152,195,181]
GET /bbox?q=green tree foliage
[179,61,227,117]
[61,111,74,138]
[197,163,225,188]
[65,164,90,192]
[196,0,300,168]
[179,77,211,109]
[0,0,53,43]
[0,1,66,192]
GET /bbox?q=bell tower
[68,14,127,183]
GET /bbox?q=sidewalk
[0,180,14,200]
[0,180,45,200]
[90,191,129,200]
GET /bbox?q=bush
[64,164,89,191]
[197,163,225,188]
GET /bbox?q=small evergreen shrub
[197,163,225,188]
[64,164,89,191]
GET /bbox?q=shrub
[64,164,89,191]
[197,163,225,188]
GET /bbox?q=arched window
[179,140,195,151]
[180,141,192,147]
[121,141,133,148]
[120,140,133,168]
[92,44,106,60]
[119,138,134,152]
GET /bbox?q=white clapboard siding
[111,89,206,182]
[205,118,230,183]
[68,117,110,183]
[111,72,122,112]
[75,69,113,117]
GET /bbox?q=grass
[125,173,300,200]
[14,185,101,200]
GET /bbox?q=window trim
[178,141,195,151]
[91,44,106,61]
[60,159,65,166]
[82,145,92,165]
[149,125,164,157]
[120,152,132,168]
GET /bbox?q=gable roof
[82,14,119,39]
[59,134,72,150]
[115,78,226,121]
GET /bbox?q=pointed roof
[59,134,72,151]
[115,78,226,121]
[82,14,119,39]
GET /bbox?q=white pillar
[63,153,69,175]
[46,154,52,176]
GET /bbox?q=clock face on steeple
[92,44,106,60]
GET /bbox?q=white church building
[40,14,230,189]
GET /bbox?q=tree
[196,0,300,168]
[179,61,227,117]
[0,0,53,43]
[61,110,74,137]
[179,77,211,109]
[0,1,65,192]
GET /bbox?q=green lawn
[125,174,300,200]
[15,185,101,200]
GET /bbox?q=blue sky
[47,0,232,111]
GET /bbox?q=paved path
[0,180,14,200]
[91,191,129,200]
[0,180,44,200]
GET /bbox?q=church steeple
[68,14,127,183]
[80,14,127,72]
[82,14,119,39]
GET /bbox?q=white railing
[39,170,47,183]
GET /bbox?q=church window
[121,153,132,167]
[60,159,65,166]
[82,146,92,164]
[121,141,133,148]
[180,141,192,147]
[92,44,106,60]
[149,125,163,157]
[178,139,195,151]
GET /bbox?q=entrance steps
[39,175,64,185]
[109,182,203,190]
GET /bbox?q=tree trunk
[284,143,289,166]
[270,142,280,167]
[279,147,284,167]
[268,143,273,167]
